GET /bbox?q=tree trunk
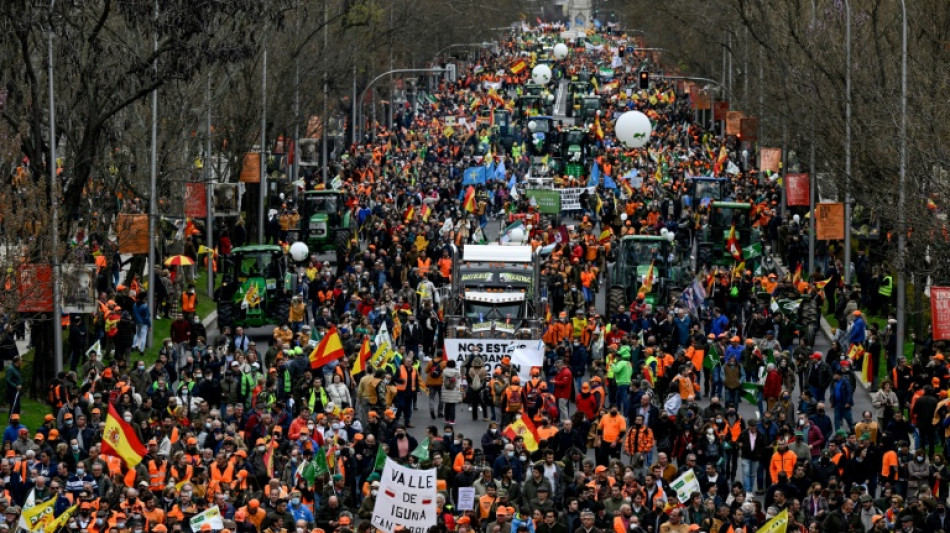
[29,316,56,399]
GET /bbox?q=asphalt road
[211,214,874,471]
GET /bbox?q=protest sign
[457,487,476,511]
[371,459,437,533]
[190,506,225,531]
[444,339,542,381]
[670,470,701,503]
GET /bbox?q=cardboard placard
[815,203,845,240]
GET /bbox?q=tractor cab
[492,109,515,149]
[608,235,683,311]
[525,116,558,157]
[579,96,602,123]
[690,177,729,205]
[218,245,293,328]
[300,190,351,252]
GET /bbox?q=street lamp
[48,0,63,372]
[357,67,443,142]
[843,0,853,285]
[896,0,908,359]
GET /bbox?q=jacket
[737,429,768,461]
[326,382,351,407]
[769,449,797,484]
[832,378,854,407]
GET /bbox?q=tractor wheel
[608,286,626,316]
[217,302,234,329]
[274,297,291,325]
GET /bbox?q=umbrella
[164,255,195,267]
[197,245,218,256]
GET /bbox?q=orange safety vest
[181,293,196,313]
[396,365,418,392]
[148,460,168,491]
[417,257,432,275]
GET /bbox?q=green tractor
[567,81,593,117]
[559,127,590,178]
[300,190,352,253]
[491,109,515,150]
[578,96,602,124]
[217,245,294,328]
[697,201,760,267]
[607,235,685,313]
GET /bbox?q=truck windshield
[712,207,750,228]
[306,195,339,214]
[464,302,523,322]
[624,242,663,265]
[234,253,280,280]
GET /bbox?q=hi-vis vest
[148,460,167,491]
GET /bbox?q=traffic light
[638,71,650,89]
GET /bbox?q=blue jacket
[289,502,314,524]
[673,316,692,346]
[133,301,151,327]
[710,315,729,336]
[724,345,744,364]
[849,317,867,344]
[833,378,853,407]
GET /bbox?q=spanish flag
[641,260,655,294]
[598,228,613,245]
[814,276,833,290]
[309,326,345,369]
[510,59,527,75]
[848,343,865,361]
[503,413,541,451]
[351,336,371,375]
[102,403,147,469]
[421,204,432,222]
[593,115,604,141]
[463,185,477,213]
[713,146,728,175]
[621,179,634,197]
[726,223,742,261]
[404,206,415,223]
[792,263,803,285]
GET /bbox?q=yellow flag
[47,505,78,532]
[18,497,56,532]
[757,509,788,533]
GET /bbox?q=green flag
[411,438,430,463]
[301,461,316,487]
[740,382,761,405]
[313,450,329,478]
[742,242,763,260]
[374,445,388,471]
[703,346,721,371]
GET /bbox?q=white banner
[444,339,543,381]
[457,487,476,511]
[670,470,701,503]
[190,506,225,531]
[558,187,595,211]
[372,459,437,533]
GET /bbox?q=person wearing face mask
[481,422,503,464]
[286,490,313,526]
[596,406,626,464]
[65,462,95,497]
[768,438,797,485]
[357,481,380,519]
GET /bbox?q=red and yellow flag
[503,413,541,451]
[792,263,803,285]
[848,343,865,361]
[510,59,527,75]
[621,179,634,197]
[351,336,371,374]
[102,403,147,468]
[404,206,415,223]
[309,326,345,369]
[714,146,728,175]
[641,260,655,295]
[463,186,477,213]
[726,223,742,261]
[598,228,612,245]
[421,204,432,222]
[814,276,833,290]
[593,115,605,141]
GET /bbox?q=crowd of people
[2,21,947,533]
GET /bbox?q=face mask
[124,416,133,423]
[520,455,527,461]
[917,457,925,463]
[454,439,461,445]
[332,423,341,430]
[117,523,125,528]
[76,468,84,476]
[97,519,105,526]
[138,365,145,371]
[715,418,722,424]
[291,497,301,506]
[491,428,498,434]
[798,420,805,426]
[67,420,73,426]
[508,451,515,458]
[257,446,265,453]
[135,529,143,533]
[307,424,315,430]
[371,489,378,497]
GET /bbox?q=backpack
[506,387,523,412]
[543,394,559,420]
[444,373,458,391]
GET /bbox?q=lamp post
[358,67,443,142]
[48,0,63,372]
[843,0,853,284]
[147,0,158,346]
[896,0,908,359]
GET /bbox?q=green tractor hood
[310,213,328,225]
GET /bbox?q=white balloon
[614,111,653,148]
[553,43,569,60]
[620,213,628,221]
[531,64,552,85]
[509,227,525,243]
[665,232,675,242]
[792,214,801,224]
[289,242,309,262]
[660,228,669,236]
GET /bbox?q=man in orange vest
[394,354,424,428]
[181,285,197,322]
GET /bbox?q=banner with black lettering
[444,339,544,382]
[371,459,437,533]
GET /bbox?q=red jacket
[763,370,783,399]
[575,392,599,420]
[553,367,574,400]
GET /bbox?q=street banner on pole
[17,264,53,313]
[740,116,759,141]
[239,152,261,183]
[185,183,208,218]
[371,459,437,533]
[759,148,782,173]
[116,214,149,254]
[785,173,810,206]
[931,287,950,341]
[815,203,845,240]
[713,101,729,121]
[726,111,744,136]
